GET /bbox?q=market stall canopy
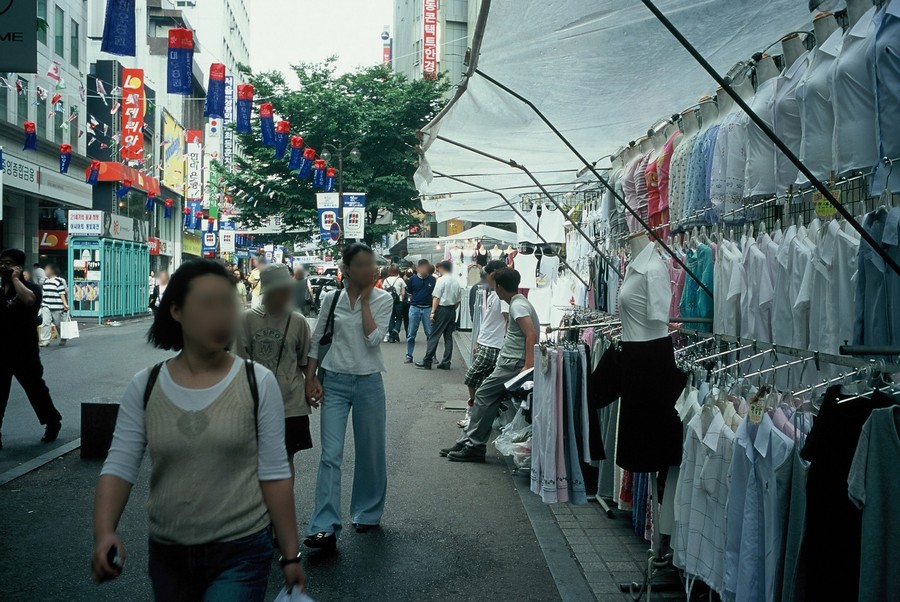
[417,0,815,218]
[438,224,518,245]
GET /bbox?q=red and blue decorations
[288,136,305,170]
[182,205,191,228]
[274,120,291,159]
[145,195,156,213]
[203,63,226,118]
[101,0,136,57]
[116,178,133,199]
[59,144,72,174]
[298,148,316,179]
[87,160,101,185]
[167,28,194,95]
[236,84,254,133]
[207,217,216,232]
[164,198,174,219]
[259,103,275,147]
[194,210,203,230]
[23,121,36,150]
[312,159,326,188]
[325,167,337,192]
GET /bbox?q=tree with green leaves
[212,61,450,248]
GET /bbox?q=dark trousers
[148,528,273,602]
[423,305,456,366]
[0,351,61,431]
[389,302,404,340]
[401,301,410,336]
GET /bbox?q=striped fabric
[42,277,67,310]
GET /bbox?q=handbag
[60,313,80,340]
[316,290,342,379]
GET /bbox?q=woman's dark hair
[147,259,236,350]
[485,259,507,275]
[493,268,522,293]
[342,242,374,267]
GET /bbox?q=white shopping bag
[60,314,80,340]
[273,586,315,602]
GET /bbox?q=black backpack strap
[244,358,260,428]
[143,362,165,409]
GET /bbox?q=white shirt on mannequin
[618,240,671,342]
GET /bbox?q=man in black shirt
[0,249,62,449]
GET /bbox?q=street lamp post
[320,142,361,245]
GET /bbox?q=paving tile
[612,571,645,585]
[590,582,627,595]
[606,561,641,572]
[569,544,596,556]
[582,570,615,583]
[579,562,606,574]
[550,504,572,514]
[573,551,601,565]
[593,544,624,557]
[564,535,591,545]
[554,514,578,523]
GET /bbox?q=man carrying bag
[40,264,72,347]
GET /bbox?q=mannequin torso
[781,34,807,70]
[716,87,734,116]
[698,97,719,131]
[813,11,839,45]
[681,109,701,136]
[846,0,874,28]
[756,55,780,84]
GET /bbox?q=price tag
[813,189,840,219]
[748,402,765,425]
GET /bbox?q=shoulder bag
[316,290,342,380]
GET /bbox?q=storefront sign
[382,29,392,66]
[1,151,40,194]
[104,213,148,242]
[183,232,201,256]
[223,76,234,170]
[82,162,161,196]
[162,111,185,193]
[343,193,366,239]
[40,170,92,209]
[203,119,222,211]
[201,230,218,254]
[39,230,68,250]
[186,129,203,201]
[422,0,439,79]
[219,229,235,253]
[147,237,161,255]
[68,210,104,236]
[0,0,37,72]
[317,193,340,242]
[159,239,173,256]
[121,69,145,161]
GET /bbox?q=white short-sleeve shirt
[773,52,810,194]
[796,28,843,183]
[618,243,671,342]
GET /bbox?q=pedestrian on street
[401,268,413,338]
[91,259,304,598]
[0,249,63,450]
[40,264,70,347]
[233,268,249,309]
[248,258,266,309]
[236,263,312,482]
[293,266,314,317]
[441,268,538,463]
[382,265,406,343]
[303,243,393,551]
[148,271,169,314]
[404,259,436,364]
[416,261,462,370]
[32,263,47,285]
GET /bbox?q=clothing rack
[675,327,900,374]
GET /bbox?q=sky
[250,0,394,84]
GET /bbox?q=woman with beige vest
[91,260,305,600]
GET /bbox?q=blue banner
[187,200,203,230]
[101,0,136,57]
[274,131,289,160]
[166,29,193,95]
[316,193,340,242]
[201,230,218,254]
[204,64,227,118]
[59,152,71,174]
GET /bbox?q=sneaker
[59,340,66,346]
[42,421,61,443]
[303,532,337,550]
[415,361,432,370]
[436,363,451,370]
[404,356,413,364]
[447,446,486,463]
[440,441,466,457]
[39,342,49,348]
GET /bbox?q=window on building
[37,0,48,45]
[54,6,65,57]
[36,98,47,139]
[70,19,79,67]
[54,103,65,143]
[0,85,7,123]
[70,106,79,145]
[414,40,421,65]
[16,79,29,124]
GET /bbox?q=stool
[81,399,119,460]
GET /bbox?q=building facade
[392,0,473,86]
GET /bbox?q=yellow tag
[748,402,765,425]
[813,189,840,219]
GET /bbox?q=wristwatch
[279,552,302,567]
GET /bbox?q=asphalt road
[0,323,562,601]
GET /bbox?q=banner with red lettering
[423,0,439,79]
[121,69,145,160]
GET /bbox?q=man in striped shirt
[40,264,69,347]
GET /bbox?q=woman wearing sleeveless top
[91,260,305,600]
[303,243,393,550]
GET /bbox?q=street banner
[219,219,235,252]
[316,193,339,242]
[101,0,136,57]
[343,193,366,239]
[201,230,218,254]
[0,147,4,221]
[166,28,193,95]
[121,69,145,160]
[422,0,438,79]
[204,63,226,118]
[186,130,202,201]
[162,111,185,192]
[236,85,254,133]
[223,76,235,169]
[0,0,37,72]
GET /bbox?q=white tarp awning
[417,0,816,220]
[438,224,518,244]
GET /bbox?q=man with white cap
[235,263,312,480]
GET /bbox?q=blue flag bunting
[204,63,226,118]
[236,84,253,134]
[101,0,136,57]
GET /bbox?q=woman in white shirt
[91,260,304,599]
[304,243,393,550]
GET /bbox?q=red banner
[121,69,145,161]
[147,237,161,256]
[39,231,68,250]
[423,0,439,79]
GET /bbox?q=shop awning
[85,162,161,197]
[416,0,813,210]
[438,224,517,245]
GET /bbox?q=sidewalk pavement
[454,329,686,601]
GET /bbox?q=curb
[0,438,81,487]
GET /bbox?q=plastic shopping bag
[273,586,315,602]
[60,314,80,340]
[494,407,532,458]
